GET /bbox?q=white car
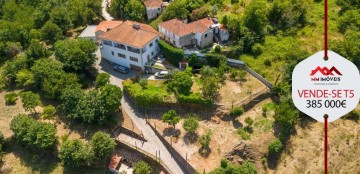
[155,71,168,79]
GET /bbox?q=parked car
[155,71,168,79]
[113,64,129,74]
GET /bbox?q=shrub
[5,92,17,105]
[237,128,251,140]
[205,53,227,67]
[245,117,254,126]
[220,158,229,168]
[183,115,199,134]
[268,138,283,156]
[158,40,184,66]
[59,139,90,168]
[230,106,244,117]
[10,114,57,150]
[342,110,360,120]
[198,129,212,148]
[177,93,212,106]
[95,73,110,88]
[19,91,42,113]
[42,105,56,119]
[90,132,116,161]
[162,110,181,128]
[139,78,148,89]
[214,45,222,54]
[133,161,152,174]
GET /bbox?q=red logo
[310,66,342,76]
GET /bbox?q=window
[118,53,126,58]
[150,43,153,47]
[130,57,138,62]
[158,8,161,11]
[103,40,113,46]
[155,39,159,43]
[127,46,140,54]
[111,51,114,56]
[205,34,208,38]
[114,43,126,50]
[151,51,154,56]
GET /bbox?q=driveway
[95,48,186,174]
[102,0,114,21]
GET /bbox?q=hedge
[205,53,227,67]
[158,40,184,66]
[123,80,167,108]
[177,93,212,106]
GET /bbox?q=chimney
[133,24,140,30]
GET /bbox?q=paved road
[102,0,114,21]
[95,50,186,174]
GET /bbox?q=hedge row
[177,93,212,107]
[159,40,184,66]
[123,80,167,108]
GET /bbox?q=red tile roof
[99,20,159,48]
[159,18,214,36]
[144,0,163,7]
[96,21,123,33]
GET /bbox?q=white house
[78,25,97,43]
[159,17,229,48]
[144,0,166,20]
[99,21,160,71]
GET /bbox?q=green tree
[183,115,199,134]
[25,39,50,66]
[42,105,56,119]
[16,69,35,88]
[30,58,63,87]
[338,10,360,33]
[331,30,360,69]
[133,161,152,174]
[50,6,73,34]
[2,56,27,83]
[95,73,110,88]
[198,129,212,156]
[42,72,81,99]
[162,110,181,129]
[54,39,97,71]
[167,71,193,95]
[60,87,85,115]
[10,114,56,150]
[19,91,42,113]
[268,138,283,156]
[244,0,268,36]
[202,76,220,101]
[90,132,116,161]
[5,92,17,105]
[59,139,90,168]
[245,117,254,126]
[274,99,299,138]
[41,21,63,44]
[188,53,198,66]
[162,1,189,21]
[124,0,145,21]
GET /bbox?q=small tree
[167,72,193,95]
[139,78,148,89]
[202,76,220,101]
[245,117,254,126]
[19,91,42,113]
[183,115,199,134]
[59,139,90,168]
[230,107,244,117]
[199,129,212,148]
[214,45,222,54]
[42,105,56,119]
[5,92,17,105]
[162,110,181,129]
[133,161,152,174]
[188,53,198,66]
[268,138,283,156]
[89,132,116,161]
[95,73,110,88]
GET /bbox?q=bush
[5,92,17,105]
[205,53,227,67]
[183,115,199,134]
[230,107,244,117]
[59,139,90,168]
[19,91,42,113]
[177,93,212,106]
[237,128,251,140]
[268,138,283,156]
[133,161,152,174]
[42,105,56,119]
[90,132,116,161]
[158,40,184,66]
[10,114,57,150]
[95,73,110,88]
[245,117,254,126]
[139,78,148,89]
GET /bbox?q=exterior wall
[95,31,104,40]
[146,6,163,20]
[100,36,160,71]
[178,34,194,48]
[219,29,229,42]
[197,29,214,48]
[159,26,181,48]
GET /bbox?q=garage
[130,64,142,71]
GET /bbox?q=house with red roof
[158,17,229,48]
[99,21,160,71]
[95,21,123,40]
[144,0,168,20]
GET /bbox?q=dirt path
[102,0,114,21]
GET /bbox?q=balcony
[127,46,140,54]
[114,43,126,50]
